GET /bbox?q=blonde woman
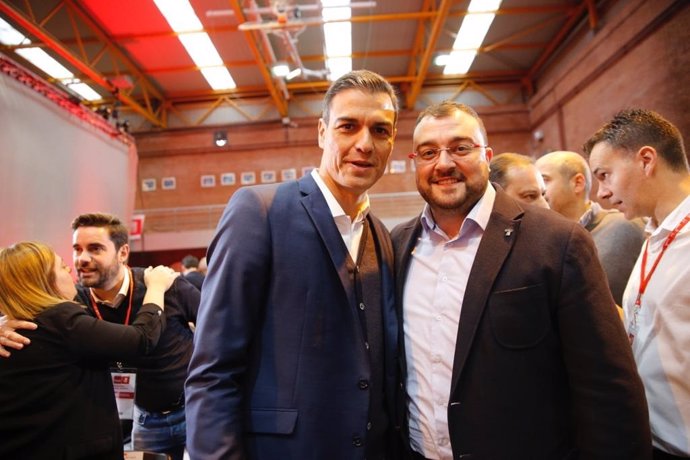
[0,242,177,460]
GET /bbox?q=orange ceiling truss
[229,0,289,118]
[0,1,603,130]
[0,0,167,127]
[522,0,604,95]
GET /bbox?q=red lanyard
[629,213,690,344]
[90,267,134,325]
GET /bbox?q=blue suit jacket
[185,174,399,459]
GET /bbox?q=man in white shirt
[587,108,690,459]
[392,100,651,459]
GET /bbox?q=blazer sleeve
[52,301,166,359]
[185,187,272,460]
[556,225,651,459]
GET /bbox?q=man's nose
[597,185,611,200]
[355,128,374,152]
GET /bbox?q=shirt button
[359,302,366,310]
[437,398,445,406]
[439,437,448,446]
[431,355,441,363]
[435,315,442,321]
[358,379,369,390]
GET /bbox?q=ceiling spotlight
[214,131,228,147]
[271,62,290,78]
[286,68,302,81]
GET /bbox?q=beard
[76,257,122,289]
[417,171,488,213]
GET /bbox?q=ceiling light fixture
[322,0,352,81]
[443,0,502,75]
[0,18,102,101]
[214,130,228,147]
[271,62,291,78]
[153,0,236,90]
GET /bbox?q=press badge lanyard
[628,213,690,344]
[90,267,138,420]
[90,266,135,326]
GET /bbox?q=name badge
[111,367,136,420]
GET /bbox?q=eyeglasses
[409,143,488,163]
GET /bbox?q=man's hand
[0,316,37,358]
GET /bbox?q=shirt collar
[421,183,496,237]
[646,194,690,236]
[311,168,370,222]
[90,265,130,308]
[579,201,599,227]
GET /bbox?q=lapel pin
[504,228,514,237]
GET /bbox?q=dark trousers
[654,447,690,460]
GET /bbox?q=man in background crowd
[489,152,549,208]
[181,254,204,290]
[0,213,199,460]
[536,150,645,305]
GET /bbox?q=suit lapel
[298,174,356,307]
[449,191,524,394]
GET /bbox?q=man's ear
[484,147,493,163]
[118,244,130,265]
[571,172,586,194]
[638,146,658,176]
[317,118,326,149]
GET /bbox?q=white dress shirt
[311,169,369,260]
[403,184,495,460]
[623,194,690,456]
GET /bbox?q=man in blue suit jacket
[185,70,400,460]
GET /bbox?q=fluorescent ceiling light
[272,63,290,78]
[154,0,236,90]
[65,81,103,101]
[321,0,352,81]
[0,18,102,101]
[15,48,74,79]
[444,0,502,75]
[200,67,236,91]
[434,54,450,67]
[153,0,202,32]
[178,32,224,67]
[0,17,28,45]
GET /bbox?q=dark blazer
[185,174,399,460]
[0,301,165,460]
[392,189,651,460]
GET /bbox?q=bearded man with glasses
[391,101,651,460]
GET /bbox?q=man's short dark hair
[322,69,399,125]
[415,100,489,145]
[71,213,129,250]
[182,255,199,269]
[489,153,535,189]
[583,108,687,172]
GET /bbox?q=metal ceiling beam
[0,0,166,127]
[405,0,453,109]
[523,2,589,93]
[229,0,288,117]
